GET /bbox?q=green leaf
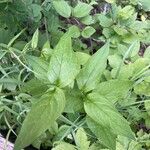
[84,92,135,146]
[26,55,49,80]
[47,9,60,32]
[116,136,142,150]
[41,41,53,60]
[94,79,133,103]
[52,142,76,150]
[134,81,150,96]
[138,0,150,11]
[31,28,39,49]
[118,44,128,56]
[48,33,80,88]
[53,0,71,18]
[118,5,134,20]
[118,6,134,20]
[89,142,107,150]
[113,25,128,36]
[68,25,80,38]
[64,86,83,113]
[8,29,25,47]
[14,88,65,150]
[130,40,140,57]
[53,125,70,141]
[81,15,94,25]
[77,42,109,92]
[108,55,122,68]
[73,2,93,18]
[76,52,91,66]
[112,57,150,80]
[98,14,113,27]
[30,4,42,22]
[21,78,48,98]
[87,117,116,150]
[1,78,20,91]
[0,28,13,44]
[82,26,96,38]
[76,127,90,150]
[144,46,150,58]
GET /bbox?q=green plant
[0,0,150,150]
[12,32,135,150]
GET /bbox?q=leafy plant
[0,0,150,150]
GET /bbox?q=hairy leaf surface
[87,117,116,150]
[14,88,65,150]
[84,92,135,148]
[77,42,109,92]
[53,0,71,18]
[94,79,133,103]
[48,34,80,87]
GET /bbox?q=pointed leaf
[14,88,65,150]
[31,29,39,49]
[76,127,90,150]
[73,2,93,18]
[84,92,135,142]
[77,42,109,92]
[48,34,80,87]
[94,79,133,103]
[87,116,116,150]
[76,52,91,66]
[26,55,49,80]
[53,0,71,18]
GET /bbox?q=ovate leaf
[81,26,96,38]
[94,79,133,103]
[98,14,113,28]
[48,34,80,88]
[77,42,109,92]
[68,25,80,38]
[76,127,90,150]
[84,92,135,149]
[113,25,128,36]
[73,2,93,18]
[30,4,42,22]
[76,52,91,66]
[87,117,116,150]
[108,54,122,68]
[118,6,134,20]
[26,55,49,81]
[21,78,48,98]
[130,40,140,57]
[14,88,65,150]
[81,15,94,25]
[53,0,71,18]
